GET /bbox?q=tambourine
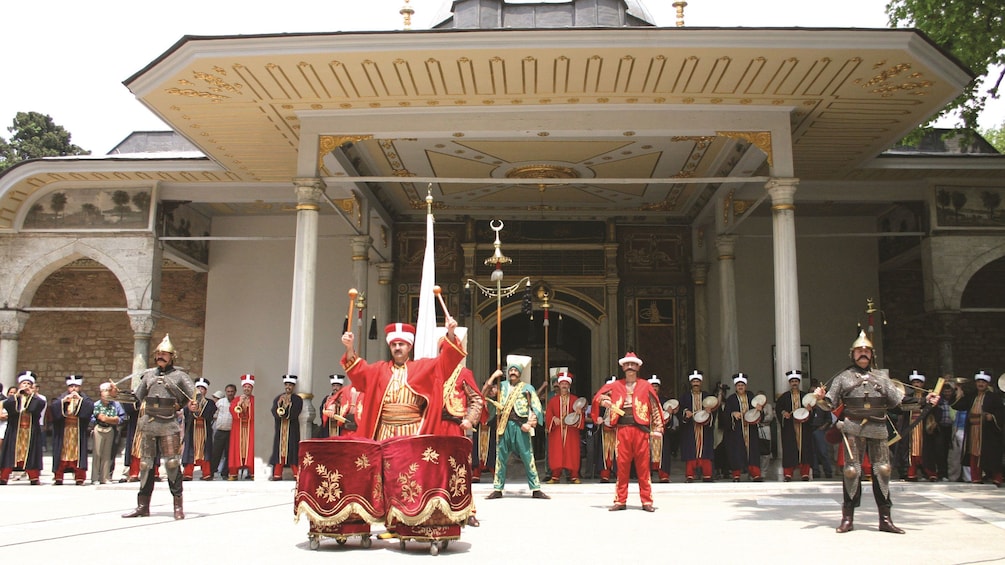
[743,408,762,425]
[751,394,767,409]
[792,407,810,423]
[693,409,711,426]
[701,396,719,411]
[802,392,818,409]
[563,397,588,425]
[663,398,680,413]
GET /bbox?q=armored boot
[835,504,854,533]
[878,505,904,534]
[122,494,151,518]
[173,496,185,520]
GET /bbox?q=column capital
[691,262,709,285]
[376,262,395,285]
[715,235,737,259]
[0,310,29,337]
[351,236,373,262]
[127,310,156,337]
[765,177,799,208]
[293,178,326,210]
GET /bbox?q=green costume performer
[484,358,550,499]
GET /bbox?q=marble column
[691,262,709,375]
[765,178,801,396]
[127,311,156,389]
[290,178,325,441]
[935,311,958,377]
[375,262,395,363]
[716,236,739,386]
[604,242,620,391]
[351,236,373,359]
[0,310,29,390]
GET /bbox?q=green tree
[980,190,1001,220]
[981,123,1005,153]
[0,111,90,172]
[111,190,131,221]
[887,1,1004,133]
[49,191,67,221]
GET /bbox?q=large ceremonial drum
[294,438,386,530]
[381,434,474,529]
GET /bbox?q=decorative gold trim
[317,134,374,175]
[717,255,735,261]
[772,204,796,211]
[717,131,772,167]
[295,204,320,212]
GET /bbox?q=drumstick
[432,285,451,320]
[346,288,358,331]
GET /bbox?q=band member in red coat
[228,374,256,480]
[545,371,584,484]
[594,352,664,512]
[341,319,465,440]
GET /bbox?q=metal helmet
[154,334,176,355]
[849,330,873,354]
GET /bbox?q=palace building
[2,0,1003,450]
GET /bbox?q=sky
[2,0,1001,154]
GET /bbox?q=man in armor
[123,334,195,520]
[814,331,936,534]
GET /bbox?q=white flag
[412,209,438,360]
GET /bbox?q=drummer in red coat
[594,352,664,512]
[341,320,465,440]
[591,376,618,482]
[545,371,585,484]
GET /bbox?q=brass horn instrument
[276,393,290,418]
[234,393,250,414]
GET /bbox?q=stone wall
[18,267,207,399]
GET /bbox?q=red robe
[341,335,465,440]
[228,395,255,471]
[545,393,584,474]
[434,366,484,436]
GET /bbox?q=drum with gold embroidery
[381,434,473,546]
[294,438,385,549]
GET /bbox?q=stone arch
[471,295,607,392]
[941,238,1005,311]
[4,238,154,311]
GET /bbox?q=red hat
[385,323,416,345]
[240,374,255,387]
[618,352,643,367]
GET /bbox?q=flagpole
[465,220,530,371]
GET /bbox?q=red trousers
[614,425,653,506]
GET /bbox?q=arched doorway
[490,310,593,400]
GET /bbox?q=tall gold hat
[850,329,873,351]
[154,333,176,354]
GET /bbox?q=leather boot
[122,494,151,518]
[835,504,854,533]
[173,496,185,520]
[878,505,904,534]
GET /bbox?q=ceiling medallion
[505,164,580,192]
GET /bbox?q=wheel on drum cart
[361,536,372,549]
[399,539,407,550]
[440,540,449,551]
[336,537,347,546]
[430,542,439,556]
[308,536,320,551]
